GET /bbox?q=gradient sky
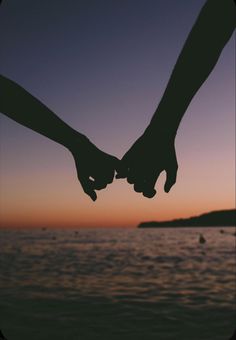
[0,0,235,228]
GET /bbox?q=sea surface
[0,227,235,340]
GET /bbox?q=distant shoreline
[138,209,236,228]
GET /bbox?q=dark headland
[138,209,236,228]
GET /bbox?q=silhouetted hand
[70,136,120,201]
[116,128,178,198]
[115,0,235,200]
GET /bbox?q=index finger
[78,173,97,201]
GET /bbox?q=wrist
[64,129,92,155]
[144,120,177,144]
[148,97,186,139]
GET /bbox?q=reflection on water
[0,227,235,340]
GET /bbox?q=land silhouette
[138,209,236,228]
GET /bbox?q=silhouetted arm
[149,0,235,137]
[117,0,235,198]
[0,75,88,149]
[0,75,120,200]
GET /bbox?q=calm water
[0,227,235,340]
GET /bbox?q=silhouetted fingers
[93,181,107,190]
[143,188,156,198]
[116,167,129,179]
[111,157,126,179]
[115,162,128,179]
[142,172,159,198]
[93,168,114,189]
[131,170,157,197]
[134,181,145,193]
[78,174,97,201]
[105,170,115,184]
[127,175,135,184]
[164,166,178,193]
[93,173,108,190]
[127,168,144,185]
[133,178,156,197]
[115,153,131,179]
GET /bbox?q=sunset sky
[0,0,235,228]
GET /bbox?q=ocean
[0,227,235,340]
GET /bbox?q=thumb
[164,166,177,193]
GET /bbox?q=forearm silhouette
[0,75,120,201]
[117,0,235,198]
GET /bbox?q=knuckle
[95,183,107,190]
[83,187,91,194]
[127,177,134,184]
[134,185,142,193]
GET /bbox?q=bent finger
[143,188,156,198]
[93,170,112,189]
[142,172,160,198]
[134,181,146,193]
[106,171,115,184]
[115,162,128,179]
[78,174,97,201]
[93,181,108,190]
[109,157,125,180]
[115,153,131,179]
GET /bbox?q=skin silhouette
[1,0,235,201]
[0,75,120,201]
[0,329,7,340]
[229,328,236,340]
[117,0,235,198]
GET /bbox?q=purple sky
[0,0,235,227]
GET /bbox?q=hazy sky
[0,0,235,227]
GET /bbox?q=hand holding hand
[116,127,178,198]
[69,135,120,201]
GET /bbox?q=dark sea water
[0,227,235,340]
